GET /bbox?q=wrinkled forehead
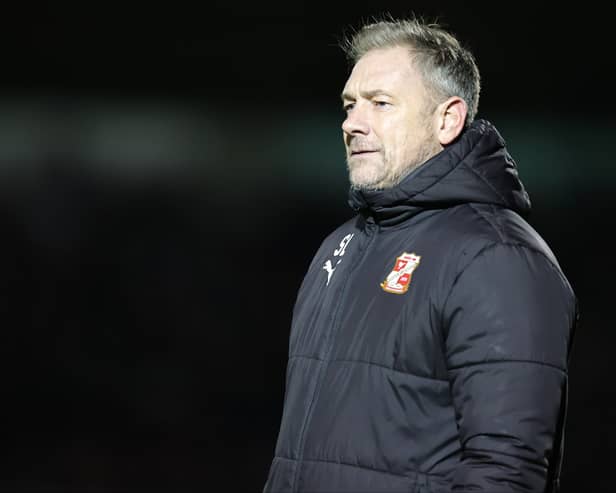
[342,47,419,95]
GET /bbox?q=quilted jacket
[264,120,577,492]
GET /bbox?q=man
[264,17,577,493]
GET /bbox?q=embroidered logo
[380,252,421,294]
[322,233,354,286]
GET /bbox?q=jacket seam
[458,446,548,469]
[467,203,506,242]
[447,358,566,373]
[273,455,447,481]
[462,204,563,264]
[462,158,509,205]
[288,354,449,382]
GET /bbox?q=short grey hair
[341,16,481,126]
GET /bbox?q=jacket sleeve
[442,243,576,492]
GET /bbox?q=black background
[0,2,612,492]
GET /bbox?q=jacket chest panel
[288,229,366,359]
[290,230,448,380]
[330,250,441,378]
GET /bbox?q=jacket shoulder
[451,203,562,270]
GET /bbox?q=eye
[373,100,391,108]
[343,103,355,113]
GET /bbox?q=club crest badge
[380,252,421,294]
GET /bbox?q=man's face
[341,46,442,190]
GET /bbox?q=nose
[342,105,370,136]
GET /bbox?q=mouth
[350,150,378,156]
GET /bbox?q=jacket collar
[348,119,531,228]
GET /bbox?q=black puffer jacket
[264,120,577,493]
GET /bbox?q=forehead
[343,46,419,95]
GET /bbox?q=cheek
[387,128,412,158]
[378,119,401,151]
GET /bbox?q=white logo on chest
[322,233,354,286]
[322,259,340,285]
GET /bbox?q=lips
[350,150,378,155]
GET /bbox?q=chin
[349,172,387,191]
[347,158,390,188]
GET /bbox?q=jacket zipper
[290,220,379,492]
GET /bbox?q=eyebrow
[340,89,392,102]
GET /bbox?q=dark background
[0,2,612,492]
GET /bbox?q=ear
[435,97,468,145]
